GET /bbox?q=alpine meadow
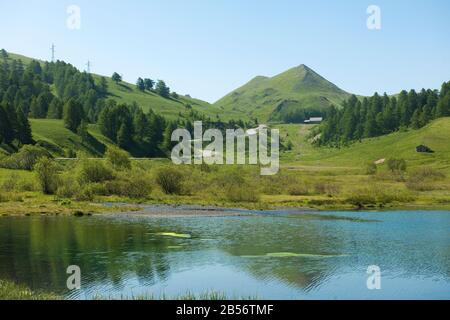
[0,0,450,304]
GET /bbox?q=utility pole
[50,44,56,62]
[86,60,91,73]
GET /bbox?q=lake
[0,209,449,299]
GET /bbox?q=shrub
[1,173,39,192]
[0,145,52,170]
[366,162,377,175]
[105,170,152,198]
[387,158,407,173]
[78,160,114,183]
[288,184,310,196]
[346,185,413,207]
[1,173,18,191]
[34,157,58,194]
[225,185,260,203]
[105,147,131,170]
[408,167,445,181]
[74,184,96,201]
[313,181,341,196]
[56,174,81,198]
[156,167,184,194]
[405,167,446,191]
[16,178,39,192]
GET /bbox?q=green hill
[7,52,226,120]
[30,119,115,157]
[279,117,450,172]
[214,64,351,122]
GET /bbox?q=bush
[56,174,81,198]
[288,184,310,196]
[387,158,407,173]
[105,147,131,170]
[405,167,446,191]
[225,185,260,203]
[0,145,52,170]
[346,185,413,207]
[1,173,38,192]
[1,173,19,191]
[74,184,96,201]
[156,167,184,194]
[408,167,445,181]
[105,170,152,198]
[34,157,58,194]
[313,181,341,196]
[366,162,377,175]
[78,160,114,183]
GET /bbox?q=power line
[50,44,56,62]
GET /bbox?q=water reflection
[0,210,449,299]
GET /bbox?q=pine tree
[156,80,170,98]
[63,98,84,132]
[419,105,431,127]
[410,108,421,129]
[161,121,178,153]
[112,72,122,84]
[136,77,145,91]
[16,109,33,144]
[0,104,12,144]
[77,120,90,143]
[47,98,63,119]
[117,122,132,149]
[144,78,154,91]
[364,111,377,138]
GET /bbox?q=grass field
[278,117,450,172]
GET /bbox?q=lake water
[0,209,449,299]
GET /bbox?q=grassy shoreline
[0,279,258,300]
[0,280,60,300]
[1,191,450,218]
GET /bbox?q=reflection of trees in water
[0,217,181,294]
[218,216,347,291]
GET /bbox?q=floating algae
[167,245,183,249]
[156,232,191,239]
[241,252,347,258]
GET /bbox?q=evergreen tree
[156,80,170,98]
[117,122,132,149]
[47,97,63,119]
[16,109,33,144]
[77,120,90,143]
[410,108,421,129]
[144,78,154,91]
[112,72,122,84]
[0,104,13,144]
[161,121,178,153]
[136,77,145,91]
[63,98,84,132]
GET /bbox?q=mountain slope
[30,119,115,157]
[214,65,351,122]
[279,117,450,171]
[7,52,225,120]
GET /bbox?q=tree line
[317,81,450,146]
[97,99,257,157]
[0,49,257,157]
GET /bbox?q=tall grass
[0,280,60,300]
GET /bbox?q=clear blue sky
[1,0,449,102]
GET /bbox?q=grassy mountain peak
[214,64,351,122]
